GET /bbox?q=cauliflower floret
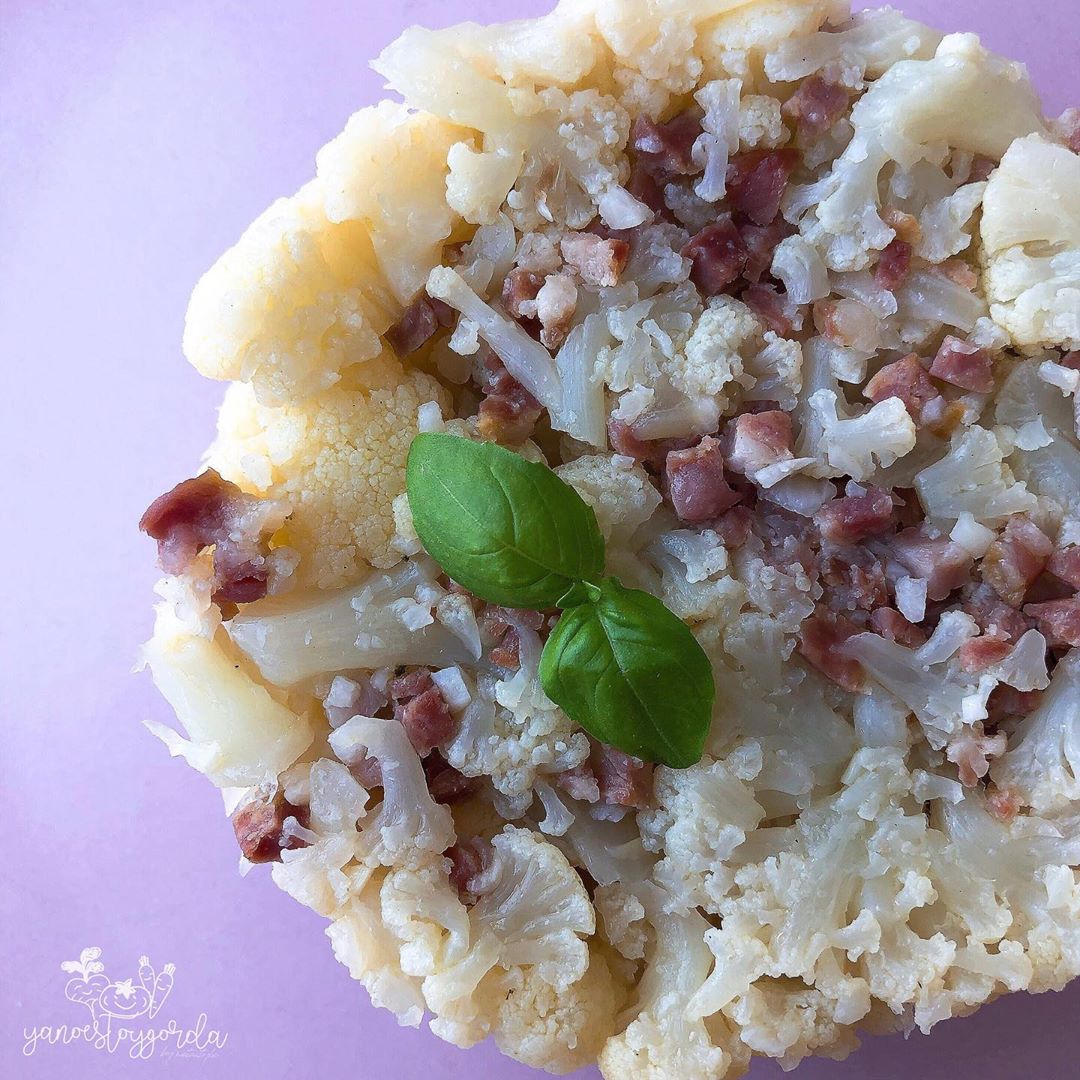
[738,93,788,150]
[208,360,450,587]
[992,651,1080,815]
[676,295,762,402]
[914,425,1037,528]
[641,753,765,915]
[789,34,1044,271]
[329,715,455,867]
[916,182,988,264]
[555,453,661,542]
[141,605,313,788]
[980,134,1080,351]
[807,389,917,481]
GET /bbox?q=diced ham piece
[631,112,701,177]
[980,517,1053,607]
[1053,108,1080,154]
[946,723,1007,788]
[816,487,895,544]
[561,233,630,288]
[1024,598,1080,648]
[957,634,1014,673]
[821,555,888,613]
[445,838,492,897]
[1060,351,1080,371]
[535,273,578,350]
[962,583,1031,642]
[725,410,794,477]
[715,505,754,549]
[939,259,978,291]
[627,161,665,213]
[797,610,865,692]
[986,785,1022,823]
[665,437,742,523]
[556,761,601,803]
[385,295,454,357]
[739,221,791,282]
[232,792,310,864]
[726,149,800,227]
[890,526,973,601]
[139,468,282,605]
[489,627,521,669]
[742,283,793,336]
[781,75,849,136]
[682,217,748,296]
[929,336,995,394]
[592,744,654,808]
[864,354,938,420]
[874,239,913,291]
[477,357,543,445]
[391,668,456,757]
[502,268,546,319]
[1048,546,1080,590]
[986,685,1042,724]
[424,753,481,805]
[870,607,927,647]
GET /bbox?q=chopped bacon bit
[986,685,1042,725]
[726,149,800,227]
[445,838,492,896]
[390,668,434,701]
[883,208,922,247]
[139,468,281,605]
[1024,598,1080,648]
[739,220,791,282]
[592,744,654,808]
[1053,108,1080,154]
[930,336,995,394]
[502,268,546,319]
[781,75,848,136]
[980,518,1053,607]
[725,410,794,476]
[986,784,1023,823]
[864,354,938,420]
[870,607,928,647]
[890,526,973,601]
[957,635,1014,673]
[1023,571,1075,605]
[631,112,701,177]
[716,505,754,549]
[561,233,630,288]
[424,753,481,805]
[939,259,979,290]
[947,723,1007,788]
[968,156,997,183]
[477,358,543,445]
[1048,546,1080,590]
[962,583,1031,643]
[607,419,694,467]
[682,217,749,296]
[490,626,521,669]
[556,762,601,803]
[232,792,310,864]
[874,239,913,291]
[665,437,742,523]
[396,686,456,758]
[385,295,453,357]
[1060,351,1080,372]
[742,282,793,336]
[816,487,895,545]
[797,610,865,692]
[821,554,888,613]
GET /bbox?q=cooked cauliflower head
[142,1,1080,1077]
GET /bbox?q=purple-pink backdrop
[2,2,1076,1077]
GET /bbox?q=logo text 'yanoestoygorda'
[22,947,228,1060]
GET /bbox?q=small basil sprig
[406,433,713,768]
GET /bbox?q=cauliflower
[676,295,762,401]
[992,651,1080,815]
[789,34,1044,270]
[980,134,1080,351]
[914,425,1037,528]
[555,453,662,542]
[807,390,917,481]
[183,177,399,406]
[208,359,450,587]
[141,605,313,788]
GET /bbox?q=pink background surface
[1,1,1076,1077]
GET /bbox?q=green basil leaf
[406,432,605,609]
[539,578,713,768]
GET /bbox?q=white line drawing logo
[22,947,228,1059]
